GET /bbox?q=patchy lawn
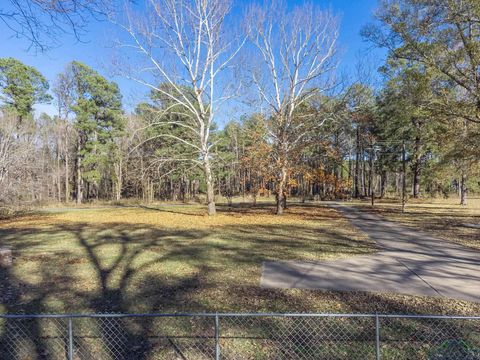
[353,197,480,251]
[0,202,479,317]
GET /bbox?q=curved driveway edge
[261,203,480,302]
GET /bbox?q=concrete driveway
[261,203,480,302]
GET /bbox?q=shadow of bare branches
[0,203,478,358]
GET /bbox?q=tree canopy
[0,57,51,119]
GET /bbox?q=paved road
[261,203,480,302]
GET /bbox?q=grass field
[354,196,480,250]
[0,202,479,317]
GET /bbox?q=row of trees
[1,0,479,214]
[0,59,123,206]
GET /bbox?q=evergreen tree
[377,60,440,198]
[0,57,51,121]
[364,0,480,123]
[55,61,123,203]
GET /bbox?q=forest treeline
[0,0,479,214]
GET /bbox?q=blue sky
[0,0,384,121]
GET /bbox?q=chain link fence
[0,313,479,359]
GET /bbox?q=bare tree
[245,1,339,214]
[0,112,17,194]
[53,69,76,202]
[114,0,244,215]
[0,111,36,205]
[0,0,111,51]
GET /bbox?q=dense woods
[0,0,479,213]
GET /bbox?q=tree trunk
[460,170,467,206]
[460,121,468,206]
[380,171,387,198]
[401,142,407,213]
[149,180,154,202]
[368,148,373,197]
[348,150,352,182]
[301,176,306,203]
[203,156,216,216]
[276,165,287,215]
[56,143,61,202]
[252,179,258,207]
[65,140,70,202]
[354,128,360,198]
[115,158,122,201]
[76,139,83,204]
[412,136,421,198]
[362,149,367,197]
[412,165,420,198]
[370,147,375,206]
[395,172,400,195]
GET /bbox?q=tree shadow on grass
[0,223,213,358]
[0,207,478,358]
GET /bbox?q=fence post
[215,314,220,360]
[68,317,74,360]
[375,314,381,360]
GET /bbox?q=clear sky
[0,0,385,121]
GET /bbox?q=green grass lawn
[0,202,479,316]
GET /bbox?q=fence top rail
[0,312,479,320]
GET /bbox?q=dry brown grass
[354,197,480,250]
[0,202,478,316]
[2,203,357,231]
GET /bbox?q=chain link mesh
[219,315,376,359]
[380,316,480,360]
[0,314,478,359]
[0,317,68,359]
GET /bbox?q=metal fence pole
[375,314,381,360]
[68,317,74,360]
[1,312,478,359]
[215,314,220,360]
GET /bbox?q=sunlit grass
[0,203,373,313]
[0,202,479,316]
[352,196,480,250]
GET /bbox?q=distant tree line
[0,0,479,213]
